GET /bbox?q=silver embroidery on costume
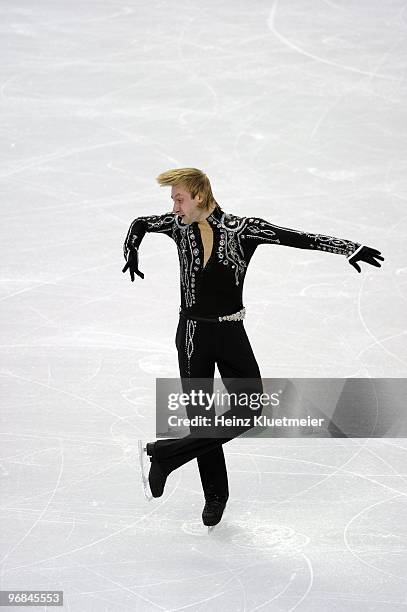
[185,319,197,376]
[310,234,360,256]
[144,215,175,231]
[210,213,247,285]
[218,307,246,322]
[244,218,360,256]
[178,228,194,308]
[245,219,281,243]
[175,218,200,308]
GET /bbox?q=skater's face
[171,185,207,225]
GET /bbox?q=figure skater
[122,167,384,529]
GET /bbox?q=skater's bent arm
[122,212,175,281]
[244,217,384,273]
[123,212,175,259]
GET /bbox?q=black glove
[122,248,144,281]
[348,246,384,273]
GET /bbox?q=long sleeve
[123,212,175,260]
[243,217,361,257]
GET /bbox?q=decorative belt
[179,307,246,323]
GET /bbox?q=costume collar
[206,203,223,224]
[179,203,223,229]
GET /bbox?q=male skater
[122,167,384,528]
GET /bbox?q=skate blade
[208,526,216,533]
[138,440,153,501]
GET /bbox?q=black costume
[124,204,361,319]
[123,205,365,502]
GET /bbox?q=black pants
[154,314,263,501]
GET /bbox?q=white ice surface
[1,0,407,610]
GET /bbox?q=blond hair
[155,167,218,210]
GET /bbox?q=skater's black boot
[202,493,228,527]
[146,442,170,498]
[138,441,170,499]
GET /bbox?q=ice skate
[202,496,227,528]
[138,440,153,501]
[138,440,170,499]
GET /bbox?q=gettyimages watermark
[155,378,407,438]
[165,387,323,429]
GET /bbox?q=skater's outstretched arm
[122,212,175,281]
[244,217,384,272]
